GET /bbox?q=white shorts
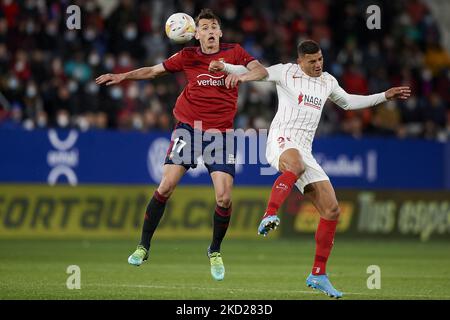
[265,136,330,194]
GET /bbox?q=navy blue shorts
[164,122,236,177]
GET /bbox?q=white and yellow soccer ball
[165,13,196,44]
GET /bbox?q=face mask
[104,58,115,71]
[84,28,96,41]
[36,113,47,127]
[406,98,417,110]
[86,81,99,94]
[15,60,25,72]
[26,85,37,98]
[132,115,143,129]
[68,80,78,93]
[57,112,70,128]
[422,69,432,81]
[127,85,138,99]
[26,21,35,34]
[119,56,130,67]
[65,30,77,42]
[46,23,58,36]
[124,27,137,40]
[8,77,19,90]
[110,87,123,100]
[88,53,100,66]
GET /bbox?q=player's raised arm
[210,60,269,88]
[329,77,411,110]
[95,63,167,86]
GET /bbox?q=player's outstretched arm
[329,80,411,110]
[95,63,167,86]
[208,60,269,88]
[225,62,269,88]
[384,86,411,100]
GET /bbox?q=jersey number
[171,137,187,154]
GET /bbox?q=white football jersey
[265,63,345,153]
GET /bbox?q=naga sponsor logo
[196,73,225,87]
[300,94,322,110]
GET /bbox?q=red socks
[312,218,338,275]
[264,171,298,218]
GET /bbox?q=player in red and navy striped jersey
[96,9,266,281]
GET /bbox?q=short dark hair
[297,40,321,56]
[195,8,221,27]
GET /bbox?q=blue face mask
[124,28,137,40]
[110,87,123,100]
[8,77,19,90]
[26,85,37,98]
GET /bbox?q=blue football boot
[306,273,343,299]
[258,215,280,236]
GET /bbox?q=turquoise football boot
[127,245,149,266]
[207,248,225,281]
[258,215,280,236]
[306,273,343,299]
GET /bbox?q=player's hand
[95,73,126,86]
[225,74,242,89]
[385,86,411,100]
[208,60,225,73]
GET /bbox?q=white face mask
[104,58,115,71]
[84,28,96,41]
[88,53,100,66]
[57,112,70,128]
[86,81,99,94]
[25,21,35,34]
[36,113,47,127]
[132,115,143,130]
[127,85,138,99]
[8,77,19,90]
[65,30,77,42]
[124,27,137,40]
[118,56,130,67]
[15,60,25,72]
[26,84,37,98]
[110,87,123,100]
[68,80,78,93]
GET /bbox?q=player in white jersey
[209,40,410,298]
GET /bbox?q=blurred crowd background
[0,0,449,141]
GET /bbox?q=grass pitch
[1,238,449,300]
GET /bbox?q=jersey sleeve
[328,75,387,110]
[233,44,255,67]
[265,63,284,83]
[162,50,184,73]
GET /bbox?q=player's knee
[279,158,305,177]
[157,178,177,198]
[216,193,232,209]
[323,204,340,221]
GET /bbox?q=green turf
[1,238,449,300]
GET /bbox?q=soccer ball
[165,13,196,44]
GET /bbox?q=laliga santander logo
[47,130,79,185]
